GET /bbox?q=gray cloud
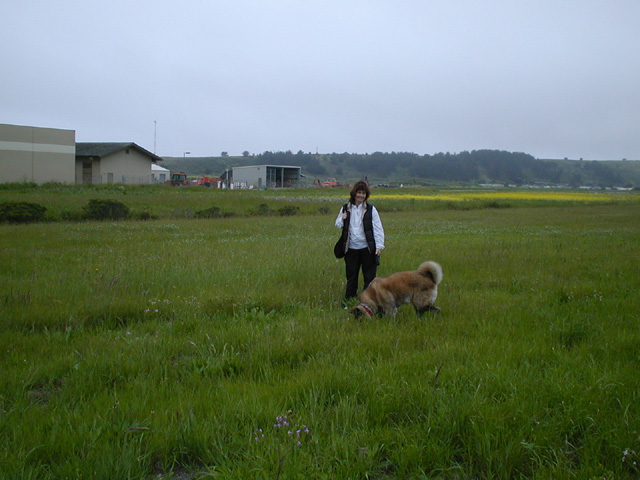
[2,0,639,159]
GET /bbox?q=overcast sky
[2,1,639,160]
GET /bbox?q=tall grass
[0,183,636,221]
[1,195,639,479]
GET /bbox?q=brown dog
[352,261,442,318]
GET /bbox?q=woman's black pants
[344,248,377,300]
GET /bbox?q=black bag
[333,203,349,259]
[334,234,347,258]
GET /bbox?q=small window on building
[125,149,130,154]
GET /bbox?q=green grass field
[1,187,639,479]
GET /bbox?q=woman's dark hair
[349,180,371,204]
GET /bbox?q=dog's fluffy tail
[418,261,443,285]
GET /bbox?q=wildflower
[274,415,290,428]
[622,449,638,468]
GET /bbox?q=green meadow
[1,186,639,479]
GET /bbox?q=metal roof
[232,164,301,169]
[76,142,163,162]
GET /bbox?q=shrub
[132,209,157,221]
[255,203,274,216]
[172,208,194,219]
[82,199,130,220]
[0,201,47,223]
[0,182,38,191]
[195,206,222,218]
[277,205,299,216]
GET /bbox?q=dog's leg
[383,305,398,317]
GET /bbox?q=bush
[255,203,274,216]
[0,182,38,191]
[132,209,157,221]
[83,199,130,220]
[277,205,299,216]
[0,201,47,223]
[195,206,222,218]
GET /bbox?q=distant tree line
[254,149,630,187]
[162,149,637,187]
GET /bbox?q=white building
[151,163,170,184]
[75,143,164,185]
[231,165,301,189]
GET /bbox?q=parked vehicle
[194,176,221,187]
[315,178,343,187]
[168,172,188,186]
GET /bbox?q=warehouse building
[230,165,301,189]
[0,123,76,184]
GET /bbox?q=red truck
[194,176,221,187]
[321,178,342,187]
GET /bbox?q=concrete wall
[232,165,301,189]
[0,123,76,184]
[232,165,265,189]
[77,148,154,185]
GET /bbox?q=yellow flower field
[375,189,638,203]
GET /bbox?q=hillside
[161,150,640,188]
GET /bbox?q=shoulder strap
[341,203,350,233]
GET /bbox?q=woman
[335,180,385,303]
